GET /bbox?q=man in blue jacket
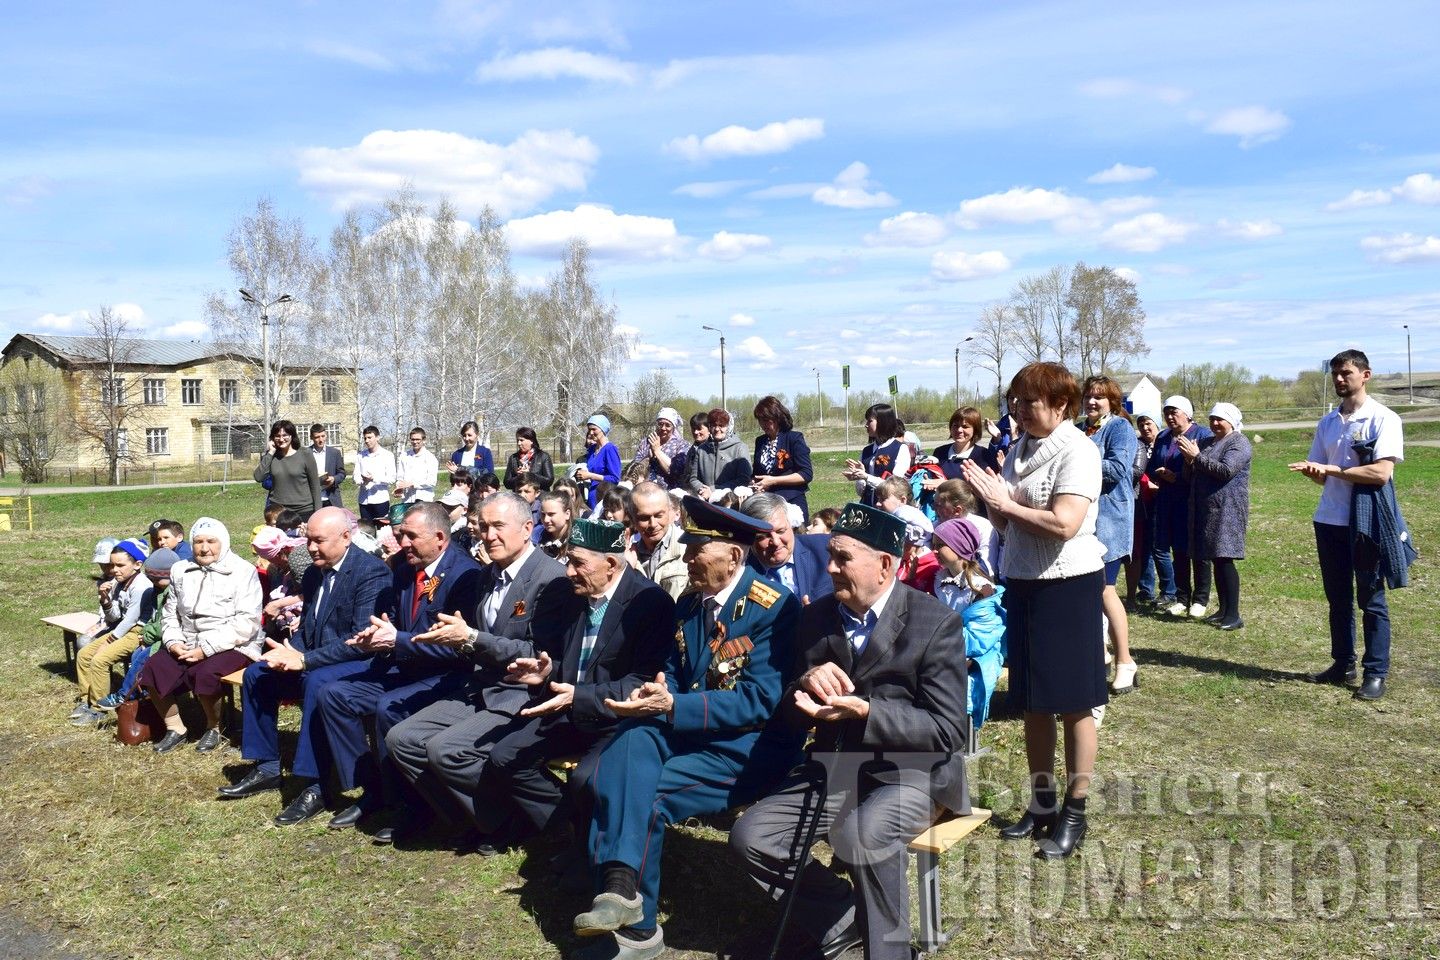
[741,492,833,604]
[217,507,392,817]
[573,496,802,960]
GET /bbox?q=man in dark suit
[470,518,674,856]
[573,497,802,960]
[292,501,484,829]
[730,502,969,960]
[218,507,392,817]
[309,423,347,508]
[381,492,571,844]
[741,492,833,603]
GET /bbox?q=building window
[146,427,169,456]
[181,379,202,405]
[322,379,340,404]
[13,385,28,413]
[33,384,45,411]
[289,378,308,404]
[144,378,166,405]
[109,428,128,457]
[219,379,239,406]
[326,422,343,446]
[101,377,125,405]
[252,379,265,402]
[0,389,7,416]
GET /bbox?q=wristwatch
[459,628,480,657]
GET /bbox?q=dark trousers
[1172,549,1212,607]
[729,761,939,960]
[1315,522,1391,677]
[240,659,367,786]
[385,693,521,826]
[316,662,468,805]
[358,501,390,524]
[482,717,603,835]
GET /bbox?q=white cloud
[863,211,948,247]
[930,249,1012,281]
[812,162,897,209]
[614,324,641,338]
[1114,267,1142,284]
[854,355,885,367]
[297,128,597,218]
[1326,189,1393,212]
[305,41,395,72]
[1361,233,1440,264]
[747,183,826,200]
[1395,173,1440,204]
[951,186,1152,232]
[504,204,684,259]
[163,320,208,338]
[1100,213,1195,252]
[697,230,773,261]
[729,313,756,327]
[1204,106,1291,148]
[839,329,862,339]
[672,180,758,199]
[34,302,148,332]
[1218,218,1283,239]
[1087,163,1156,184]
[733,335,777,361]
[475,47,639,85]
[631,342,690,363]
[652,54,805,89]
[1078,78,1189,103]
[665,118,824,162]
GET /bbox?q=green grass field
[1,435,1437,958]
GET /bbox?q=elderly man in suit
[741,492,833,604]
[218,507,393,819]
[730,502,970,960]
[294,501,485,830]
[309,423,347,508]
[573,497,802,960]
[380,492,570,844]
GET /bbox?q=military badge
[707,635,754,691]
[420,572,445,603]
[512,599,526,618]
[675,623,688,669]
[732,596,747,620]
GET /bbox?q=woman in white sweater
[963,362,1105,861]
[140,517,263,754]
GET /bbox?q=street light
[813,367,824,427]
[955,336,974,409]
[1404,324,1414,404]
[702,324,727,414]
[239,289,294,436]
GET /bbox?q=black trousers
[480,716,604,835]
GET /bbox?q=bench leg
[915,849,945,954]
[64,631,78,678]
[221,685,237,740]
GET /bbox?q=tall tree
[323,209,382,447]
[460,206,521,439]
[366,189,428,451]
[0,355,72,484]
[967,303,1015,415]
[1034,265,1073,367]
[630,368,678,425]
[1010,272,1055,364]
[1066,263,1149,378]
[75,306,147,484]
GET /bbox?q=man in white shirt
[355,425,395,524]
[1289,348,1406,701]
[395,426,439,503]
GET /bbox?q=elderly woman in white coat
[140,517,264,754]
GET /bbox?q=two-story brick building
[0,333,359,472]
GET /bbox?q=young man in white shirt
[395,427,439,504]
[1289,348,1405,701]
[356,425,396,524]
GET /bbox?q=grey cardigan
[255,449,323,514]
[1186,431,1252,560]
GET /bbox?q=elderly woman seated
[140,518,264,754]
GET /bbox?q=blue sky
[3,0,1438,402]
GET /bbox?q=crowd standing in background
[57,354,1415,958]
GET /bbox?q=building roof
[2,333,354,373]
[1115,372,1163,394]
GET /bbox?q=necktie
[703,597,720,641]
[317,569,337,620]
[578,598,610,676]
[410,570,427,623]
[482,571,510,632]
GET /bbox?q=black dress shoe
[195,729,223,753]
[327,803,367,830]
[1355,676,1386,701]
[153,730,187,754]
[1310,662,1359,686]
[815,923,863,960]
[1203,612,1227,626]
[1036,806,1087,860]
[1218,618,1245,631]
[372,816,432,846]
[217,767,283,799]
[274,786,327,826]
[999,810,1056,841]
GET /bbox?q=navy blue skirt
[1003,570,1108,714]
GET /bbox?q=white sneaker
[1188,603,1207,618]
[1166,601,1187,616]
[1092,704,1106,729]
[1111,661,1138,694]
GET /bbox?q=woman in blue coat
[576,414,622,509]
[750,396,813,520]
[1082,376,1140,693]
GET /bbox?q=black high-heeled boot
[1036,800,1087,859]
[1000,787,1057,841]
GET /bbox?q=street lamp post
[814,367,824,427]
[239,289,294,436]
[955,336,974,409]
[1404,324,1414,404]
[702,324,727,413]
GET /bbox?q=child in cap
[932,518,1007,730]
[78,537,122,654]
[70,539,153,726]
[95,548,180,712]
[148,519,194,561]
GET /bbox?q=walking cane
[767,740,841,960]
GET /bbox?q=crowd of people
[59,351,1412,960]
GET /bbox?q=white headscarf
[1209,402,1243,431]
[190,516,232,565]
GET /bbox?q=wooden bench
[41,612,102,677]
[909,806,992,954]
[220,667,301,737]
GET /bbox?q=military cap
[679,495,771,546]
[568,517,629,554]
[830,502,906,557]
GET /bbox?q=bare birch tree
[1010,272,1054,364]
[366,189,428,452]
[75,306,147,484]
[966,303,1015,415]
[1066,262,1148,377]
[323,209,382,447]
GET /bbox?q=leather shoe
[195,729,223,753]
[1036,806,1087,860]
[153,730,187,754]
[574,892,644,937]
[1218,618,1245,631]
[372,816,431,846]
[274,786,327,826]
[1355,676,1386,701]
[1310,662,1358,686]
[327,803,368,830]
[999,809,1056,842]
[815,923,863,960]
[217,767,283,799]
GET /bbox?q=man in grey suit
[382,492,570,843]
[730,502,970,960]
[309,423,347,508]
